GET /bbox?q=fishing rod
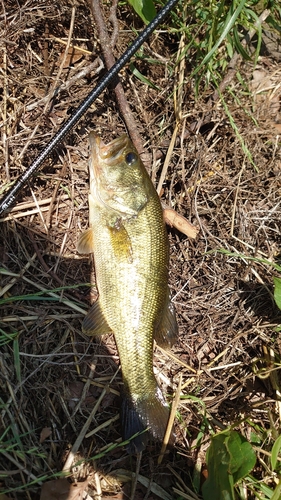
[0,0,179,216]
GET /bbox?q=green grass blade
[13,336,21,384]
[129,62,160,90]
[192,0,248,77]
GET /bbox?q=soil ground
[0,1,281,499]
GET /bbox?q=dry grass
[1,1,281,499]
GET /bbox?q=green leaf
[126,0,156,24]
[202,432,235,500]
[271,434,281,471]
[272,481,281,500]
[273,277,281,310]
[225,431,256,483]
[202,431,256,500]
[249,431,261,445]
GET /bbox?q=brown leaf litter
[40,478,89,500]
[0,0,281,499]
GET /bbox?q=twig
[14,9,77,165]
[26,58,104,112]
[0,252,37,298]
[45,157,68,229]
[131,473,173,500]
[14,10,76,167]
[43,23,50,78]
[49,35,92,54]
[2,32,9,182]
[62,367,119,472]
[168,464,200,499]
[43,6,76,115]
[27,229,86,301]
[2,313,82,323]
[0,194,69,212]
[85,414,119,438]
[157,125,178,195]
[130,452,142,500]
[156,344,198,374]
[0,200,70,222]
[88,0,150,165]
[230,162,245,237]
[158,373,182,465]
[156,7,186,195]
[6,272,88,315]
[108,0,119,49]
[93,464,102,499]
[1,451,40,484]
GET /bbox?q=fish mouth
[89,133,129,168]
[88,133,130,209]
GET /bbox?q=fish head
[89,133,151,217]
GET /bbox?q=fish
[77,133,178,453]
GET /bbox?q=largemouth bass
[78,133,178,452]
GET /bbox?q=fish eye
[125,152,138,166]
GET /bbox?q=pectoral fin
[82,299,112,336]
[154,290,178,348]
[77,228,95,254]
[108,222,133,263]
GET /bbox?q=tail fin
[120,385,171,454]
